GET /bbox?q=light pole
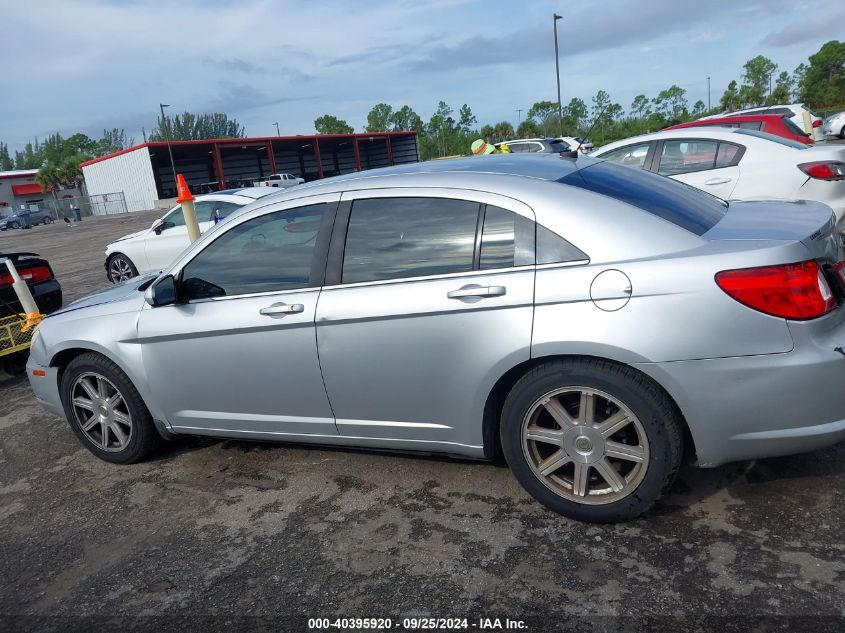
[159,103,177,189]
[707,76,711,111]
[516,109,523,125]
[553,13,563,136]
[273,122,280,136]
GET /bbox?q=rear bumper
[635,311,845,467]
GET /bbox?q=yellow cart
[0,313,34,376]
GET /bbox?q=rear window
[559,161,727,236]
[733,129,808,149]
[780,117,808,137]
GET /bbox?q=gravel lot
[1,211,844,632]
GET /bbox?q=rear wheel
[42,216,53,225]
[60,352,161,463]
[501,359,683,522]
[107,254,138,283]
[10,221,19,229]
[840,125,845,140]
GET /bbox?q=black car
[1,252,62,374]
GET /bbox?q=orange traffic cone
[176,174,200,243]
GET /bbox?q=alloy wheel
[70,372,133,452]
[109,257,134,283]
[521,387,650,505]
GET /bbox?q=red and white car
[664,113,813,145]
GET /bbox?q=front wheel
[42,216,53,225]
[107,254,138,283]
[501,359,683,522]
[60,352,162,463]
[10,221,19,229]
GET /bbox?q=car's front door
[655,139,741,199]
[315,189,536,452]
[137,194,339,437]
[144,201,218,272]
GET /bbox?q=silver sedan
[27,155,845,522]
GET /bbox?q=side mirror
[151,218,163,235]
[145,274,178,307]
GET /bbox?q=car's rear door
[314,188,536,454]
[654,138,742,199]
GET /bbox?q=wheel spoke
[537,450,571,476]
[525,425,564,445]
[595,410,631,438]
[594,458,626,492]
[95,377,107,399]
[542,398,576,431]
[113,410,131,426]
[72,396,94,411]
[100,421,110,448]
[81,413,99,431]
[572,462,589,496]
[79,378,98,401]
[578,392,595,425]
[110,422,127,446]
[107,393,123,409]
[605,441,646,463]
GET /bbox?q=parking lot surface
[1,213,844,631]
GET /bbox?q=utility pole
[273,122,280,136]
[159,103,177,188]
[516,109,523,125]
[553,13,563,136]
[707,77,711,111]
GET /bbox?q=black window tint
[559,162,727,236]
[657,140,718,175]
[479,206,535,270]
[342,198,478,283]
[537,225,588,264]
[548,141,570,152]
[715,142,742,168]
[738,121,763,130]
[181,203,326,300]
[781,117,808,137]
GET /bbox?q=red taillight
[812,120,822,128]
[716,261,836,320]
[798,161,845,181]
[0,265,52,287]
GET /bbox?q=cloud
[761,11,845,47]
[204,57,270,74]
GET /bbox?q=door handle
[259,302,304,316]
[704,177,732,185]
[447,285,507,299]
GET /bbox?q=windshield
[733,128,808,149]
[559,161,727,236]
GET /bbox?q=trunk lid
[703,199,839,261]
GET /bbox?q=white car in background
[592,128,845,234]
[821,110,845,140]
[557,136,593,153]
[261,173,305,188]
[701,103,823,140]
[104,187,280,283]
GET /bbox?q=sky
[1,0,843,153]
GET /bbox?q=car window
[342,197,479,284]
[599,143,651,169]
[781,117,807,137]
[657,140,718,175]
[738,121,762,130]
[202,200,241,222]
[559,161,727,236]
[507,143,528,153]
[479,205,534,270]
[715,142,743,168]
[548,141,570,152]
[162,207,185,230]
[526,143,544,153]
[180,203,327,300]
[537,225,588,264]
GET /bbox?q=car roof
[212,187,278,199]
[593,127,768,151]
[671,113,785,126]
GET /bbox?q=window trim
[324,188,538,288]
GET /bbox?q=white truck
[260,173,305,188]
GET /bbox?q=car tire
[60,352,162,464]
[840,125,845,140]
[42,216,53,225]
[10,221,19,229]
[500,358,683,523]
[107,253,138,284]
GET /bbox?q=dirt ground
[1,212,844,632]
